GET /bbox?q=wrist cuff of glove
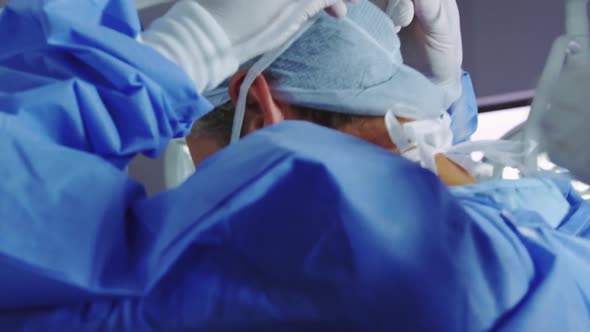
[437,71,464,109]
[140,1,239,93]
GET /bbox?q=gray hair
[189,100,360,149]
[189,101,236,147]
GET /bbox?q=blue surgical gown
[450,178,590,331]
[1,0,590,331]
[3,120,590,331]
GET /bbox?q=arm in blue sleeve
[0,131,149,309]
[448,71,478,144]
[0,0,212,169]
[0,0,212,312]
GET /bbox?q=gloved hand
[373,0,464,108]
[141,0,353,93]
[370,0,414,31]
[538,40,590,183]
[135,0,175,10]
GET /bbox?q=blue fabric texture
[450,177,590,331]
[1,0,590,331]
[0,0,211,169]
[1,121,590,331]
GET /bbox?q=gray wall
[458,0,566,102]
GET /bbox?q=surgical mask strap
[385,110,453,175]
[447,139,538,178]
[384,112,414,152]
[406,114,454,174]
[230,17,319,144]
[385,110,538,179]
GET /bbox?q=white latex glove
[135,0,175,10]
[370,0,414,31]
[537,41,590,183]
[141,0,353,93]
[373,0,463,108]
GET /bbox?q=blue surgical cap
[205,1,447,127]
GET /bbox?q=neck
[435,154,477,186]
[335,118,477,187]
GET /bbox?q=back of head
[204,1,447,121]
[192,1,464,176]
[265,0,447,120]
[190,1,534,188]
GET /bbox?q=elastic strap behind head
[230,17,320,144]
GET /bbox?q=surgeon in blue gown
[187,1,590,331]
[1,1,590,332]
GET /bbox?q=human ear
[228,70,285,136]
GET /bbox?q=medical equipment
[464,104,590,200]
[525,0,590,183]
[491,121,590,200]
[163,139,196,188]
